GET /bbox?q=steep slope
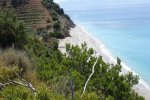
[0,0,49,29]
[0,0,75,36]
[16,0,50,28]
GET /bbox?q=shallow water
[57,0,150,84]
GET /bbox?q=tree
[0,9,27,48]
[63,43,144,99]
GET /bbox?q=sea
[55,0,150,85]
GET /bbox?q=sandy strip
[59,26,150,99]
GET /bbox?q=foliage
[64,14,71,20]
[53,21,61,30]
[75,92,99,100]
[42,0,64,14]
[0,35,145,99]
[0,49,33,75]
[25,39,144,99]
[0,59,19,82]
[0,9,27,48]
[37,85,65,100]
[51,11,59,21]
[60,43,144,100]
[0,85,34,100]
[42,0,74,38]
[23,33,145,99]
[49,32,64,38]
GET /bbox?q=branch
[0,66,36,96]
[86,54,92,63]
[68,70,74,100]
[81,57,99,97]
[0,82,13,90]
[0,79,36,96]
[8,79,36,94]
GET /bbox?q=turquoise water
[57,1,150,84]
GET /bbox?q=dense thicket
[0,9,27,48]
[0,2,145,100]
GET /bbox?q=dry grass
[0,48,42,89]
[0,58,19,81]
[0,48,34,75]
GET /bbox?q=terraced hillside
[0,0,50,29]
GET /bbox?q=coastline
[59,25,150,99]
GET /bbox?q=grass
[0,48,34,75]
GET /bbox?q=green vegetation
[49,32,64,38]
[42,0,64,15]
[41,0,75,37]
[53,21,61,30]
[0,9,27,48]
[0,2,145,100]
[51,11,59,21]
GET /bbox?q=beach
[59,26,150,99]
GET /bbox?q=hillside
[0,0,75,37]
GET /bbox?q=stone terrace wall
[0,0,49,29]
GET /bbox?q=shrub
[51,11,58,21]
[53,21,61,30]
[64,14,71,20]
[0,85,34,99]
[59,8,64,15]
[42,0,49,8]
[0,49,33,75]
[49,32,64,39]
[0,59,19,82]
[37,85,65,100]
[0,9,27,48]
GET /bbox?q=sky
[54,0,65,3]
[54,0,150,11]
[54,0,150,5]
[54,0,150,4]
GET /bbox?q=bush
[59,8,64,15]
[64,14,71,20]
[0,85,34,99]
[42,0,49,8]
[51,11,58,21]
[0,9,27,48]
[0,49,33,75]
[37,86,65,100]
[0,59,19,82]
[49,32,64,39]
[53,21,61,30]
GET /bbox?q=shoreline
[59,25,150,99]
